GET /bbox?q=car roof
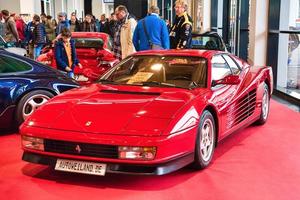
[132,49,224,58]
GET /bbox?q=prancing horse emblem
[85,121,92,127]
[75,145,82,154]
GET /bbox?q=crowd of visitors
[0,0,192,77]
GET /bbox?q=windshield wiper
[189,81,199,89]
[138,81,188,89]
[98,79,116,84]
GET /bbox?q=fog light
[118,146,156,160]
[21,136,44,151]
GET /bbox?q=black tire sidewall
[16,90,54,127]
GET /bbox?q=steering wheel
[171,76,190,81]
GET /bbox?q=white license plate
[55,159,107,176]
[74,74,89,82]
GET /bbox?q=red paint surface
[1,100,300,200]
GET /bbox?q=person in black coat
[69,12,81,32]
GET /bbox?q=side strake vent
[227,89,257,129]
[100,90,161,96]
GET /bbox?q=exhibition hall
[0,0,299,199]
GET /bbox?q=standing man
[133,6,169,51]
[113,5,137,60]
[108,13,118,38]
[32,15,46,60]
[1,10,19,43]
[56,12,70,36]
[81,14,97,32]
[99,14,110,34]
[169,0,193,49]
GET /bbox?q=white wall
[0,0,21,14]
[202,0,211,33]
[92,0,113,19]
[248,0,269,66]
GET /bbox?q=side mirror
[212,74,240,87]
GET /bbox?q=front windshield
[74,38,104,49]
[102,55,207,89]
[192,35,225,51]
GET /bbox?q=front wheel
[16,90,54,126]
[193,110,216,169]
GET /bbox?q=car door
[210,54,242,138]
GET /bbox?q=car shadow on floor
[21,163,199,191]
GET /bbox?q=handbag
[142,19,163,50]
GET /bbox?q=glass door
[228,0,239,55]
[225,0,250,60]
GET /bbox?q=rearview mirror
[212,74,240,87]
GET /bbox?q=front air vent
[100,90,160,96]
[227,89,257,129]
[44,139,119,159]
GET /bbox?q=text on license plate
[55,159,107,176]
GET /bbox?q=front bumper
[22,151,194,175]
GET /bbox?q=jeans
[34,44,43,60]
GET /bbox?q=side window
[0,55,32,73]
[211,55,232,81]
[223,54,241,75]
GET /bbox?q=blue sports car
[0,49,79,131]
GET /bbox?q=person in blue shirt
[133,6,170,51]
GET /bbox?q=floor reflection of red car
[37,32,118,83]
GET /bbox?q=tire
[16,90,54,126]
[255,83,270,125]
[193,110,216,169]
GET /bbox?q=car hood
[27,84,208,136]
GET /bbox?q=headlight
[118,146,156,160]
[21,136,44,151]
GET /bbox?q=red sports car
[21,50,273,176]
[37,32,118,83]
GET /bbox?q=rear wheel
[16,90,54,126]
[255,83,270,125]
[193,110,216,169]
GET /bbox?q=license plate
[74,74,89,82]
[55,159,107,176]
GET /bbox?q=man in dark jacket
[55,28,82,78]
[169,0,193,49]
[133,6,169,51]
[56,12,70,36]
[99,14,110,34]
[32,15,46,60]
[69,12,81,32]
[81,14,97,32]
